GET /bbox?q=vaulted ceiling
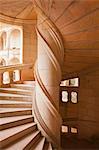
[0,0,99,77]
[0,0,36,20]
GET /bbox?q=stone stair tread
[43,142,53,150]
[0,99,32,102]
[48,143,53,150]
[0,115,33,125]
[30,136,45,150]
[0,92,31,97]
[0,122,36,141]
[23,81,35,85]
[0,84,54,149]
[11,84,34,87]
[0,101,32,108]
[0,100,32,104]
[4,130,40,150]
[0,88,32,92]
[0,108,32,113]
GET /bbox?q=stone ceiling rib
[60,7,99,30]
[15,2,32,17]
[16,3,34,19]
[55,0,75,23]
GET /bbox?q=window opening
[70,78,79,87]
[62,125,68,133]
[71,92,78,103]
[60,78,79,87]
[13,70,20,82]
[3,72,10,84]
[60,80,69,86]
[71,127,78,134]
[62,91,68,102]
[0,22,23,66]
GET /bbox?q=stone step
[0,115,34,130]
[0,88,32,96]
[11,84,34,90]
[43,141,52,150]
[30,136,45,150]
[0,100,32,108]
[0,83,53,149]
[4,130,41,150]
[23,81,35,86]
[0,93,32,101]
[0,122,37,149]
[0,108,32,118]
[48,143,53,150]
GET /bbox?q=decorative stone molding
[0,14,36,25]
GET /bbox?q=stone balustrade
[0,63,33,86]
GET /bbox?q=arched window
[3,72,10,84]
[8,57,20,65]
[0,32,7,50]
[0,34,3,50]
[0,22,23,66]
[0,58,6,66]
[10,29,21,49]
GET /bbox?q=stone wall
[60,70,99,140]
[22,22,37,81]
[78,70,99,140]
[0,20,37,84]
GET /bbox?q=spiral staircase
[0,4,64,149]
[0,82,54,150]
[1,0,99,149]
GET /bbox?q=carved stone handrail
[33,87,59,147]
[0,13,36,25]
[34,61,62,147]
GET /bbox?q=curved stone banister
[46,23,64,65]
[36,28,62,83]
[34,61,59,111]
[33,87,59,147]
[33,4,64,148]
[34,61,62,120]
[34,62,62,147]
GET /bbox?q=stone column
[33,7,64,148]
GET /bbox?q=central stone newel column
[34,7,64,148]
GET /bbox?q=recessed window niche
[62,125,68,133]
[71,92,78,103]
[60,78,79,87]
[13,70,20,82]
[3,72,10,84]
[62,91,68,102]
[71,127,78,134]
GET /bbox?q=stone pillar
[0,73,3,87]
[33,7,64,148]
[9,71,13,84]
